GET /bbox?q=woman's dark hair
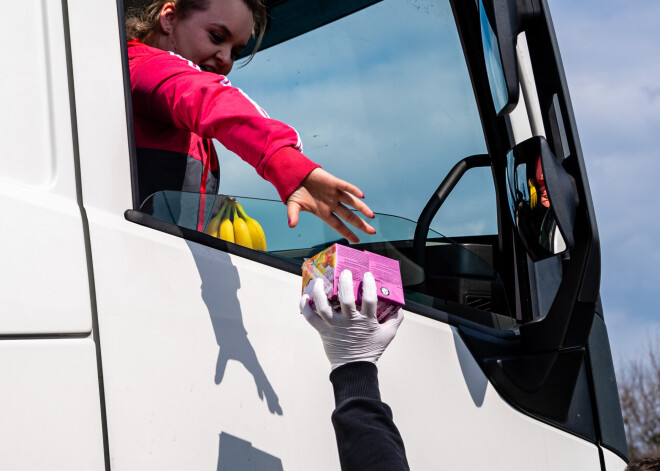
[125,0,267,61]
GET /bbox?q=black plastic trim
[458,326,598,444]
[242,0,382,56]
[117,0,140,211]
[0,332,91,341]
[586,315,629,462]
[413,154,491,268]
[449,0,607,439]
[527,0,602,303]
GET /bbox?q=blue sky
[549,0,660,368]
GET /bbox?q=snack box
[301,243,405,322]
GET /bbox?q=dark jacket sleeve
[330,362,410,471]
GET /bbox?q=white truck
[1,0,628,469]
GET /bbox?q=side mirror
[505,136,577,261]
[478,0,541,115]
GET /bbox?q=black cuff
[330,362,381,407]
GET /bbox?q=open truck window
[127,0,517,331]
[121,1,627,457]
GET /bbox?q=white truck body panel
[91,220,600,469]
[603,447,628,471]
[0,0,91,335]
[0,339,104,470]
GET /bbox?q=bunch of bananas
[528,179,538,209]
[205,197,267,251]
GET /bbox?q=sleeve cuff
[329,362,381,407]
[261,146,321,203]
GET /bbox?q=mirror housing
[505,136,577,261]
[478,0,541,115]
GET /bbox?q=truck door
[65,0,626,469]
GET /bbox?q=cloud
[550,0,660,357]
[603,308,660,371]
[552,2,660,127]
[550,0,660,148]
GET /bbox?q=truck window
[129,0,515,330]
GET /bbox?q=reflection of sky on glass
[479,0,508,114]
[218,0,494,237]
[236,197,439,252]
[517,164,529,201]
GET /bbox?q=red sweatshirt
[128,39,320,205]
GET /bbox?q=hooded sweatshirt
[127,39,320,207]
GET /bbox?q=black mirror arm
[520,213,598,352]
[413,154,491,267]
[457,211,598,423]
[516,0,542,25]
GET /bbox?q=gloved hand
[300,269,404,370]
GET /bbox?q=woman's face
[161,0,254,76]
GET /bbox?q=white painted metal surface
[86,215,602,469]
[517,32,546,138]
[602,448,628,471]
[66,0,134,214]
[508,32,546,145]
[1,0,58,188]
[508,84,534,144]
[0,338,105,470]
[0,0,91,334]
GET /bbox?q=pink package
[302,244,405,322]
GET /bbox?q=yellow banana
[244,218,267,251]
[235,202,267,251]
[218,202,235,243]
[205,200,225,237]
[232,205,253,248]
[528,179,538,209]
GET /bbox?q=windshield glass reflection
[479,0,509,114]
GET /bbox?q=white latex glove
[300,269,404,370]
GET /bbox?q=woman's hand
[286,168,376,243]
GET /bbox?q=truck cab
[1,0,628,469]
